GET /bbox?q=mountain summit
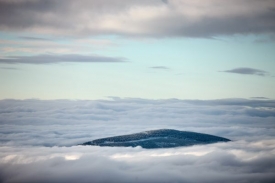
[81,129,230,149]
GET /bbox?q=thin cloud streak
[149,66,170,70]
[18,36,53,41]
[0,67,18,70]
[221,67,269,76]
[0,54,127,64]
[250,97,270,100]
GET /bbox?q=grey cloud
[150,66,170,70]
[222,67,269,76]
[0,0,275,38]
[0,54,127,64]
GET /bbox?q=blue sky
[0,0,274,100]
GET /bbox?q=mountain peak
[81,129,230,149]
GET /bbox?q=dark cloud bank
[0,98,275,182]
[0,0,275,38]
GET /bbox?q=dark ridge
[81,129,230,149]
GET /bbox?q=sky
[0,0,275,100]
[1,1,275,183]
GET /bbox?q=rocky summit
[81,129,230,149]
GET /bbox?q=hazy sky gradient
[0,0,274,100]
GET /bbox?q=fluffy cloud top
[0,0,275,38]
[0,98,275,182]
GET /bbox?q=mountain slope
[81,129,230,149]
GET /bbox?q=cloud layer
[0,98,275,182]
[0,54,127,64]
[1,0,275,38]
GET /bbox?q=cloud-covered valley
[0,98,275,182]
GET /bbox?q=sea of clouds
[0,98,275,183]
